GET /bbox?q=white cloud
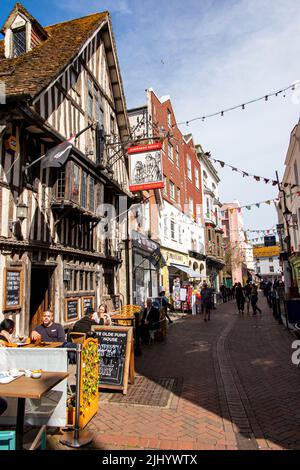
[115,0,300,230]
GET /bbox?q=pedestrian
[201,283,212,322]
[243,281,252,315]
[251,284,262,315]
[235,282,245,315]
[159,291,173,324]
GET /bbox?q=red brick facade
[150,91,203,218]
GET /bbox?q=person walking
[235,282,245,315]
[243,281,252,315]
[251,284,262,315]
[201,283,212,322]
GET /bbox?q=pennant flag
[297,191,300,196]
[264,179,269,184]
[254,176,261,182]
[286,193,291,198]
[221,211,225,217]
[41,138,74,169]
[232,167,238,172]
[246,206,251,210]
[284,183,289,188]
[256,204,260,208]
[237,207,242,213]
[243,172,249,177]
[265,200,271,205]
[272,181,277,186]
[219,161,225,168]
[229,208,234,214]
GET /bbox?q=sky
[1,0,300,237]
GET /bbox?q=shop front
[289,253,300,296]
[131,231,164,307]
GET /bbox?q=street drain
[100,376,182,408]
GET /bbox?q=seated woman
[93,304,111,326]
[140,298,160,344]
[0,318,15,347]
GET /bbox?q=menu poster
[92,326,134,395]
[82,296,95,315]
[65,298,79,322]
[3,268,22,311]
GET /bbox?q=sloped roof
[0,11,108,99]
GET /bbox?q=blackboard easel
[92,325,135,395]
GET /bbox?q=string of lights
[175,82,299,127]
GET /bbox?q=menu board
[92,326,134,394]
[65,298,79,322]
[3,268,22,311]
[82,296,95,314]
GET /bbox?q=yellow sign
[253,246,280,258]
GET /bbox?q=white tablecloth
[0,348,68,427]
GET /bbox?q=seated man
[31,311,65,343]
[72,307,96,334]
[140,298,160,344]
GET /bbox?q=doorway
[29,267,54,331]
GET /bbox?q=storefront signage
[65,298,79,322]
[92,326,134,395]
[128,143,164,192]
[3,268,22,311]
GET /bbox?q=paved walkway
[49,295,300,450]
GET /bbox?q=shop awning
[170,263,202,279]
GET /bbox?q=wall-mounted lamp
[9,202,29,238]
[16,202,29,222]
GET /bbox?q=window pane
[71,164,80,203]
[81,171,88,208]
[89,177,95,212]
[13,28,26,57]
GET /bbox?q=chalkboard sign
[82,296,95,314]
[92,326,134,395]
[3,268,22,311]
[65,298,79,322]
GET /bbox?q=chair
[0,430,15,450]
[68,332,86,344]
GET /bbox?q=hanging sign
[128,143,164,192]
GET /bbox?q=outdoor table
[23,342,64,349]
[0,371,68,449]
[110,314,135,326]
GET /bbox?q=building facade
[277,119,300,295]
[128,89,206,306]
[0,3,132,334]
[197,147,225,291]
[221,202,253,286]
[253,245,282,283]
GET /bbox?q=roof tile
[0,12,108,99]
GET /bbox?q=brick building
[128,89,206,306]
